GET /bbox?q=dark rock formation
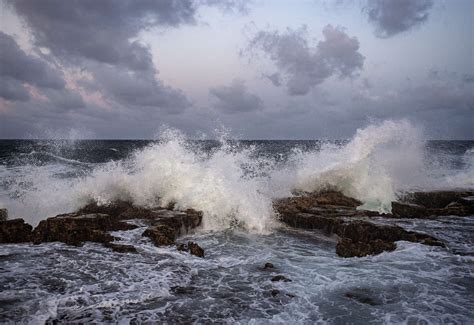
[175,241,205,257]
[188,242,204,257]
[392,190,474,218]
[336,238,396,258]
[32,213,137,246]
[0,219,33,243]
[274,190,445,258]
[271,275,291,282]
[264,262,274,269]
[141,209,202,247]
[0,208,7,221]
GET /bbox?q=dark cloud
[365,0,434,38]
[8,0,210,113]
[210,80,263,114]
[92,65,190,113]
[0,32,65,94]
[10,0,197,70]
[0,77,30,101]
[249,25,364,95]
[0,31,85,109]
[263,72,282,87]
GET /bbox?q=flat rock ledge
[0,202,203,255]
[274,190,452,258]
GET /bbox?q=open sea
[0,121,473,323]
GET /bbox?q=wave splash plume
[1,120,471,229]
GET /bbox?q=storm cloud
[8,0,208,113]
[365,0,434,38]
[0,32,65,102]
[210,80,263,114]
[249,25,364,95]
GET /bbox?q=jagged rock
[143,225,177,246]
[104,242,138,253]
[32,213,137,246]
[0,208,7,221]
[175,241,205,257]
[271,275,291,282]
[0,219,33,243]
[275,190,445,258]
[336,238,396,258]
[264,262,274,269]
[142,209,202,247]
[392,190,474,218]
[188,242,204,257]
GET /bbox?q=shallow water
[1,217,473,323]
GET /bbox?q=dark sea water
[0,121,473,323]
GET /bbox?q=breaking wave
[0,120,472,230]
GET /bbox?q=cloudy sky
[0,0,472,139]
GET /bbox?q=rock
[188,241,204,257]
[264,262,274,269]
[274,190,445,258]
[0,208,7,221]
[143,225,177,246]
[345,292,380,306]
[336,238,396,258]
[392,190,474,218]
[32,213,137,246]
[271,275,291,282]
[142,209,202,247]
[104,242,138,253]
[270,289,280,297]
[0,219,33,243]
[176,243,187,251]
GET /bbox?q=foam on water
[0,120,472,228]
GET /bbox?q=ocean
[0,121,473,323]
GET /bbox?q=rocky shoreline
[0,190,473,258]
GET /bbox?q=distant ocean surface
[1,121,473,323]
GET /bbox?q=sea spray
[1,120,470,227]
[287,120,425,212]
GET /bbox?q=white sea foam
[0,120,471,228]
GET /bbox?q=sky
[0,0,472,139]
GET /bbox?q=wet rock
[104,242,138,253]
[392,190,474,218]
[172,286,195,294]
[270,289,280,297]
[188,241,204,258]
[0,219,33,243]
[345,292,380,306]
[271,275,291,282]
[32,213,137,246]
[143,225,177,246]
[175,241,205,257]
[0,208,7,221]
[336,238,396,258]
[275,190,445,258]
[264,262,274,269]
[142,209,202,247]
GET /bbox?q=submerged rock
[0,219,33,243]
[264,262,274,269]
[0,208,7,221]
[271,275,291,282]
[274,190,445,258]
[345,291,381,306]
[104,242,138,254]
